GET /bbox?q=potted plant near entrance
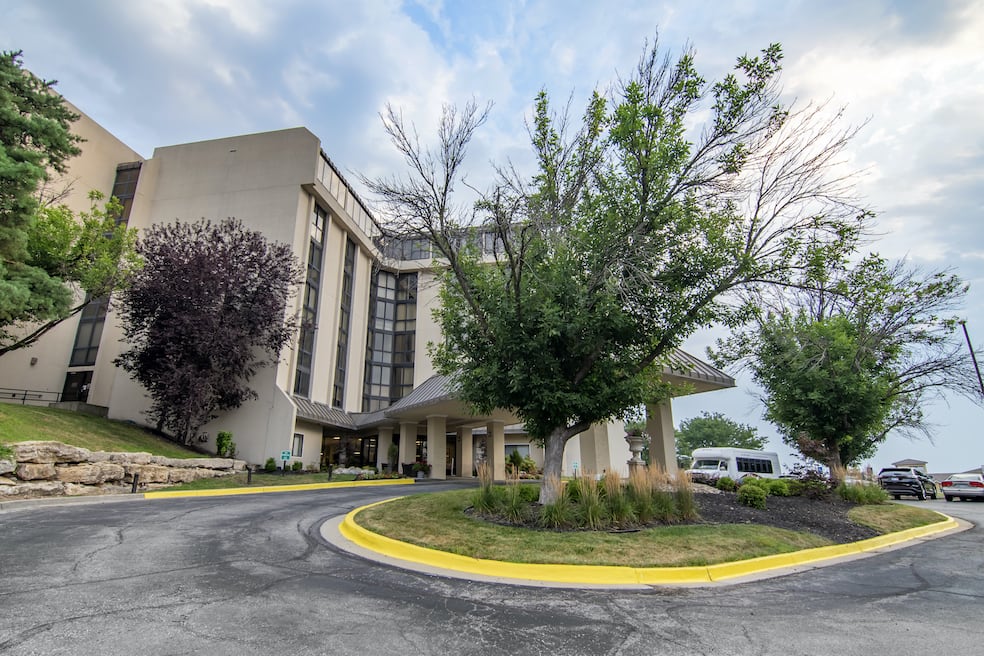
[387,442,399,474]
[412,461,431,479]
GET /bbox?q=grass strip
[354,489,837,568]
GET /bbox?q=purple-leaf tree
[114,218,300,444]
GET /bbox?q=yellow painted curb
[144,478,414,499]
[340,499,960,586]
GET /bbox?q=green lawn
[0,403,202,458]
[354,488,947,568]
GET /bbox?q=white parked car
[941,473,984,502]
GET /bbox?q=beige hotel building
[0,102,734,479]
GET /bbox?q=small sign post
[281,450,291,476]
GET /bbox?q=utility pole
[958,320,984,398]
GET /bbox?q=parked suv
[877,467,938,501]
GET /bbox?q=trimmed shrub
[766,479,791,497]
[291,460,303,471]
[716,476,737,492]
[264,457,277,472]
[738,484,767,509]
[738,475,768,489]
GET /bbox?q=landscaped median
[144,478,415,499]
[338,495,960,586]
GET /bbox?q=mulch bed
[694,491,880,543]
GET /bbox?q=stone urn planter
[625,431,646,472]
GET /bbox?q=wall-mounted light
[29,357,37,366]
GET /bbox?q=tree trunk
[539,427,569,505]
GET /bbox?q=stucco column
[399,421,418,471]
[458,427,474,477]
[426,415,447,480]
[487,420,506,481]
[646,400,678,475]
[376,426,394,472]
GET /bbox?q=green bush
[716,476,737,492]
[517,484,540,503]
[738,476,768,489]
[291,461,303,471]
[737,484,768,509]
[837,482,889,505]
[264,457,277,472]
[215,431,234,457]
[766,479,791,497]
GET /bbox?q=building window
[292,433,304,458]
[66,163,141,371]
[332,238,357,407]
[294,203,328,397]
[362,270,416,411]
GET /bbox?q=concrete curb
[143,478,415,499]
[0,478,417,511]
[334,498,966,588]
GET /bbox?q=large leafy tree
[114,219,300,444]
[0,51,138,356]
[675,412,766,466]
[1,192,140,355]
[367,39,869,502]
[713,255,978,471]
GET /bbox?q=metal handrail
[0,388,62,405]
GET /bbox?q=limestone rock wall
[0,441,246,499]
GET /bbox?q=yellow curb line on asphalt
[143,478,415,499]
[339,498,960,586]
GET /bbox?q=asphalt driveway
[1,483,982,655]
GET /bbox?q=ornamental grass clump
[473,461,503,514]
[603,470,637,526]
[627,467,656,523]
[837,481,889,505]
[576,472,608,530]
[539,475,576,529]
[674,470,698,520]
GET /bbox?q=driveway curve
[1,482,982,655]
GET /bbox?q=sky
[3,0,983,474]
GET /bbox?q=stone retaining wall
[0,441,246,499]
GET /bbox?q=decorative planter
[625,433,646,471]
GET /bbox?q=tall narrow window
[65,162,141,376]
[362,271,416,411]
[332,238,356,408]
[293,204,328,397]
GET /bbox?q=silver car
[941,473,984,502]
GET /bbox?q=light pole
[958,320,984,398]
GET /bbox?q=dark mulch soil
[469,489,881,544]
[694,491,880,544]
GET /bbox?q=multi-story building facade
[0,105,734,480]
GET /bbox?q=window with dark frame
[332,238,357,408]
[293,203,328,397]
[292,433,304,457]
[362,270,416,411]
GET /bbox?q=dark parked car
[877,467,938,500]
[941,473,984,502]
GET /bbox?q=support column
[426,415,447,480]
[399,421,417,473]
[376,426,394,472]
[459,427,474,477]
[487,420,506,481]
[646,400,678,475]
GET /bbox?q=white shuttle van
[685,447,782,483]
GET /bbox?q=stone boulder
[13,441,91,464]
[0,480,66,498]
[0,458,14,475]
[16,462,57,480]
[55,463,126,485]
